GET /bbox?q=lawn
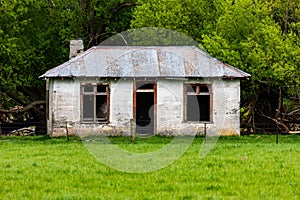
[0,134,300,199]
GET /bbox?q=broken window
[185,84,212,122]
[81,83,109,123]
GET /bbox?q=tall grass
[0,135,299,199]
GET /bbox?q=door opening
[134,81,156,135]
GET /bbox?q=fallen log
[257,112,290,133]
[288,131,300,134]
[8,127,35,136]
[0,100,45,113]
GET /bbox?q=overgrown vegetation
[0,135,300,199]
[0,0,137,125]
[132,0,300,133]
[0,0,299,133]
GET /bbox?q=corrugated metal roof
[39,46,250,78]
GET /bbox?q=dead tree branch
[257,112,290,133]
[0,100,46,113]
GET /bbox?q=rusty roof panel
[40,46,250,78]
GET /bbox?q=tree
[131,0,222,44]
[46,0,137,48]
[0,0,59,120]
[202,0,300,132]
[131,0,300,133]
[0,0,137,131]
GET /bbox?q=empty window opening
[96,95,107,121]
[185,84,212,122]
[82,84,109,123]
[136,82,154,90]
[97,85,107,92]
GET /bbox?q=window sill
[184,121,213,124]
[81,121,109,124]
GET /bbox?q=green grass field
[0,134,300,199]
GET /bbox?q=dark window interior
[96,95,107,121]
[186,84,209,93]
[187,95,210,121]
[97,85,107,93]
[187,85,196,93]
[200,85,209,92]
[186,84,211,122]
[136,82,154,90]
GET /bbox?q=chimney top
[69,39,84,59]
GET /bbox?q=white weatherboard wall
[156,78,240,136]
[49,79,80,136]
[48,78,240,136]
[156,79,183,134]
[109,79,133,134]
[212,79,240,135]
[49,78,134,136]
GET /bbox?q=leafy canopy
[0,0,136,120]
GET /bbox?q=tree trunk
[0,122,2,140]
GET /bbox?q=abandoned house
[39,40,250,136]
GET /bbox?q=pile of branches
[0,100,45,136]
[241,85,300,134]
[6,127,35,136]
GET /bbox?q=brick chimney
[69,39,84,59]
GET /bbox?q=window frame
[184,83,213,123]
[81,83,110,123]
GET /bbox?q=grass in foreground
[0,134,300,199]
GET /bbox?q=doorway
[134,81,156,135]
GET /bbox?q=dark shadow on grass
[0,135,82,143]
[216,134,300,144]
[2,134,299,145]
[111,135,175,144]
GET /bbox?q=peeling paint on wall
[49,78,241,136]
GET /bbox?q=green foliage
[1,0,299,128]
[48,0,136,47]
[268,0,300,34]
[202,0,300,88]
[131,0,222,43]
[0,1,57,104]
[0,0,64,109]
[0,0,136,112]
[0,135,300,199]
[131,0,300,129]
[132,0,300,87]
[100,27,199,46]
